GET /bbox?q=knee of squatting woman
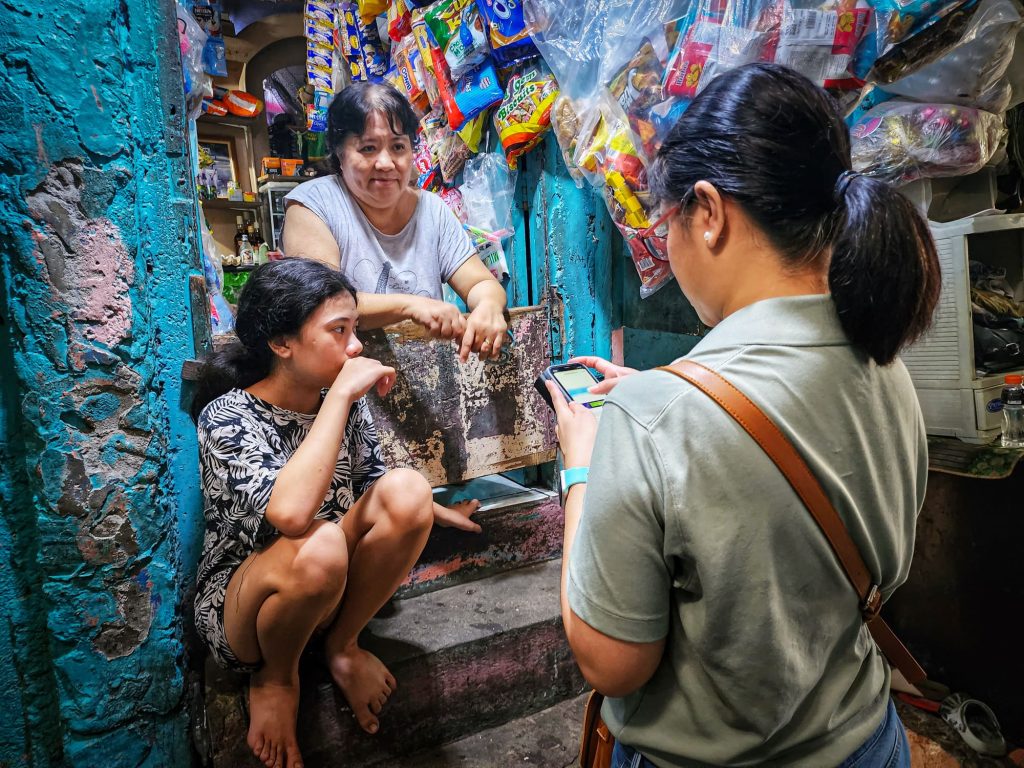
[190,258,481,768]
[548,63,941,768]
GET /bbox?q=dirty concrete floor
[401,693,587,768]
[399,694,1022,768]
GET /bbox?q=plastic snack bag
[392,36,430,113]
[431,43,504,130]
[438,130,473,182]
[358,0,387,24]
[388,0,413,40]
[851,100,1006,183]
[458,111,489,152]
[494,61,559,169]
[438,185,469,222]
[551,94,587,186]
[425,0,491,82]
[476,0,540,69]
[882,0,1022,113]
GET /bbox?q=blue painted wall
[0,0,204,765]
[508,136,701,366]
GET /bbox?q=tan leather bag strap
[657,360,927,685]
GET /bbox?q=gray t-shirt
[284,175,475,300]
[569,295,927,767]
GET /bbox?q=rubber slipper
[938,693,1007,757]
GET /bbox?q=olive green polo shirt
[568,295,927,767]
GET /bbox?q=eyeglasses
[640,203,680,239]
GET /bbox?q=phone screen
[553,368,605,409]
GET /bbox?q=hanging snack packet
[437,186,469,222]
[412,9,443,110]
[458,110,489,153]
[392,36,429,113]
[425,0,491,82]
[551,94,586,185]
[357,0,387,25]
[387,0,413,41]
[453,59,504,130]
[420,109,449,168]
[476,0,540,69]
[494,62,559,169]
[438,131,472,182]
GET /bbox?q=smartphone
[535,363,605,411]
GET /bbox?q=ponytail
[649,63,941,366]
[189,258,357,422]
[830,174,941,365]
[190,341,272,422]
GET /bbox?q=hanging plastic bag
[177,4,210,120]
[460,152,517,280]
[494,61,559,169]
[881,0,1022,113]
[551,94,588,186]
[610,33,688,161]
[851,100,1006,183]
[574,105,674,297]
[460,151,517,236]
[199,216,235,334]
[854,0,979,81]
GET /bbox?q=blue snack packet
[475,0,539,69]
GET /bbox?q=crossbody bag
[579,360,927,768]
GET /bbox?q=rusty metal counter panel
[361,306,555,486]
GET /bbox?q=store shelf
[198,112,263,128]
[258,175,310,184]
[200,199,262,211]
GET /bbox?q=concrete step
[401,692,588,768]
[398,487,562,599]
[203,559,585,768]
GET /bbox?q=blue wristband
[559,466,589,496]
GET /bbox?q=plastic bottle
[1001,374,1024,448]
[239,234,254,267]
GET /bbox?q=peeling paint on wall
[0,0,205,765]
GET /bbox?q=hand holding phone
[535,363,605,411]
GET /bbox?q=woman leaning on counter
[282,81,507,362]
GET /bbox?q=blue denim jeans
[611,698,910,768]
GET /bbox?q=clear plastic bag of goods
[574,103,675,297]
[550,93,589,187]
[850,100,1007,183]
[177,4,211,120]
[459,152,517,280]
[881,0,1023,113]
[858,0,979,82]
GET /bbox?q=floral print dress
[194,388,384,671]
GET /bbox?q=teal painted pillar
[511,136,616,362]
[0,0,204,765]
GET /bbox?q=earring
[703,232,712,245]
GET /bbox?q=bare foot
[328,645,396,734]
[247,674,304,768]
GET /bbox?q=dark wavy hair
[190,258,357,421]
[649,63,941,365]
[325,81,418,175]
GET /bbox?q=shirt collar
[691,294,850,352]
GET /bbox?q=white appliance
[900,213,1024,443]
